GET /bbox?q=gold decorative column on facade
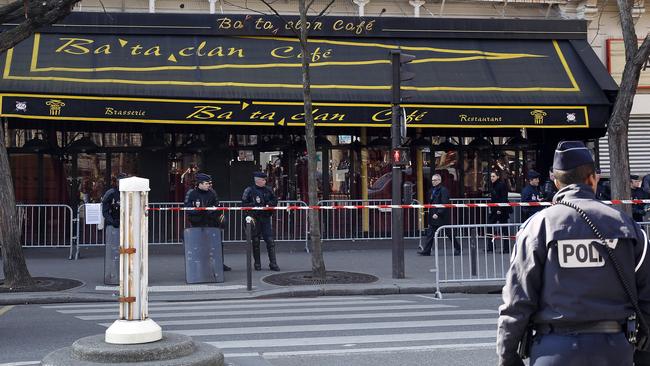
[361,128,369,233]
[416,142,424,231]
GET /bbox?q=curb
[0,292,115,305]
[1,283,502,305]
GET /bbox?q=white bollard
[105,177,162,345]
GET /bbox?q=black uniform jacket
[184,188,220,227]
[428,185,451,226]
[521,184,543,218]
[489,180,511,221]
[497,184,650,366]
[242,185,278,219]
[541,180,558,202]
[101,188,120,228]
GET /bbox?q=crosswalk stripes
[43,296,499,358]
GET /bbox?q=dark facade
[0,13,617,205]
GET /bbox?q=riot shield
[183,227,224,284]
[104,225,120,285]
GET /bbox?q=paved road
[0,294,503,365]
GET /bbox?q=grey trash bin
[104,225,120,285]
[183,227,224,284]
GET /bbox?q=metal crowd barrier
[14,204,74,248]
[317,199,421,241]
[449,198,490,225]
[432,223,522,297]
[73,201,309,258]
[220,200,309,245]
[448,197,522,225]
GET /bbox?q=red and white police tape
[146,200,650,212]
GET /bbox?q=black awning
[0,16,616,129]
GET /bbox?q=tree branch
[258,0,300,37]
[223,0,271,17]
[315,0,336,19]
[0,0,81,54]
[616,0,639,60]
[633,33,650,66]
[0,1,24,23]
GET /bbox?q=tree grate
[263,271,378,286]
[0,277,82,293]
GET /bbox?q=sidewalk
[0,240,504,305]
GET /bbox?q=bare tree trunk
[0,0,81,289]
[0,122,34,288]
[608,0,650,209]
[297,0,326,279]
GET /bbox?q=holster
[630,314,650,351]
[517,324,534,360]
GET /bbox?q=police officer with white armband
[497,141,650,366]
[184,173,231,272]
[242,172,280,271]
[521,170,543,221]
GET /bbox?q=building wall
[586,0,650,175]
[61,0,572,19]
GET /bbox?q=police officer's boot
[267,241,280,272]
[252,239,262,271]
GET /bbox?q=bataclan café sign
[1,95,590,128]
[0,14,604,129]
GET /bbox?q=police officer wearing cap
[497,141,650,366]
[521,170,543,221]
[242,172,280,271]
[631,174,647,222]
[595,168,611,201]
[541,168,558,202]
[184,173,231,271]
[101,173,128,228]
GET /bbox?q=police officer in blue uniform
[631,174,647,222]
[101,173,128,228]
[541,168,558,202]
[521,170,543,221]
[243,172,280,271]
[184,173,231,271]
[497,141,650,366]
[595,168,611,200]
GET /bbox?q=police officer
[521,170,543,221]
[101,173,128,228]
[242,172,280,271]
[497,141,650,366]
[595,168,611,200]
[417,174,461,256]
[184,173,231,271]
[631,174,647,222]
[540,168,558,202]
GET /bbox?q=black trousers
[420,221,460,254]
[488,214,510,252]
[252,216,275,250]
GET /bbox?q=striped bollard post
[105,176,162,344]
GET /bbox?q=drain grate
[263,271,378,286]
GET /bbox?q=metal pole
[105,177,162,345]
[245,216,253,291]
[391,50,405,279]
